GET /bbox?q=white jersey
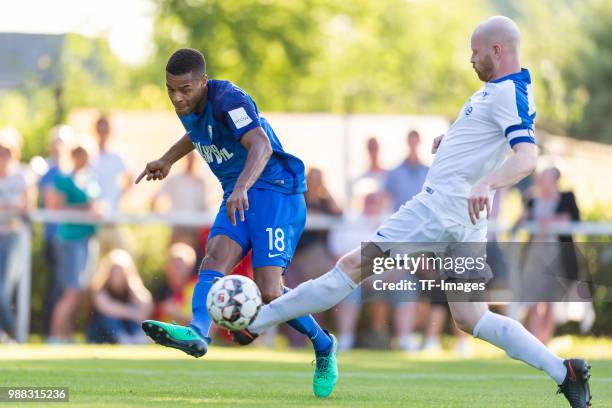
[416,68,536,228]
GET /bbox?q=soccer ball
[206,275,262,331]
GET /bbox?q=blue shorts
[209,188,306,270]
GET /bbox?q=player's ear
[201,73,208,87]
[493,43,502,58]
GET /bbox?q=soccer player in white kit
[233,16,591,407]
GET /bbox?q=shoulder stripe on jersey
[507,128,534,141]
[505,123,532,137]
[509,135,536,147]
[513,80,535,128]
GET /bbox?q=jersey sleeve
[492,81,536,148]
[214,82,262,140]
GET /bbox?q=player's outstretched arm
[467,142,538,224]
[135,133,194,184]
[226,127,272,225]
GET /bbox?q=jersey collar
[489,68,531,84]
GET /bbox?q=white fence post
[16,221,32,343]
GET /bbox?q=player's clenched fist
[226,186,249,226]
[467,180,491,225]
[431,134,445,153]
[135,159,172,184]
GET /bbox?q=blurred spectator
[349,136,388,204]
[520,167,581,344]
[486,190,509,288]
[376,130,428,350]
[304,167,343,216]
[384,130,429,211]
[91,115,131,214]
[0,127,24,174]
[91,115,130,254]
[289,168,341,281]
[87,249,152,344]
[328,191,394,350]
[39,125,74,333]
[0,136,28,342]
[284,168,342,347]
[360,136,388,186]
[153,243,198,325]
[1,127,37,202]
[48,140,101,343]
[150,151,208,247]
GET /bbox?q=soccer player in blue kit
[137,48,338,397]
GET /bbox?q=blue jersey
[179,80,306,196]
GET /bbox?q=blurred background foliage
[5,0,612,336]
[3,0,612,162]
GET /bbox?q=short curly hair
[166,48,206,76]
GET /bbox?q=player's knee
[260,288,282,304]
[200,252,226,271]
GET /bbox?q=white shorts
[367,196,492,283]
[371,197,487,243]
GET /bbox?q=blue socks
[283,287,333,353]
[190,269,224,339]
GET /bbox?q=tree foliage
[153,0,488,116]
[150,0,612,143]
[567,0,612,141]
[4,0,612,154]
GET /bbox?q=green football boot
[142,320,208,358]
[313,331,339,398]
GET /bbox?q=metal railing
[1,209,611,342]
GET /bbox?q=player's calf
[448,301,489,334]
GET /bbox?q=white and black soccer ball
[206,275,262,331]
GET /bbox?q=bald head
[470,16,522,82]
[473,16,521,52]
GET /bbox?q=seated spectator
[0,135,28,342]
[153,243,198,326]
[87,249,152,344]
[48,139,101,343]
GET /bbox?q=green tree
[153,0,490,116]
[155,0,334,111]
[567,0,612,142]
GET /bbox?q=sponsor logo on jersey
[228,107,253,129]
[194,141,234,164]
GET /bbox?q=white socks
[248,265,357,334]
[473,311,567,384]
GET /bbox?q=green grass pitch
[1,341,611,407]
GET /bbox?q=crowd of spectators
[0,118,588,353]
